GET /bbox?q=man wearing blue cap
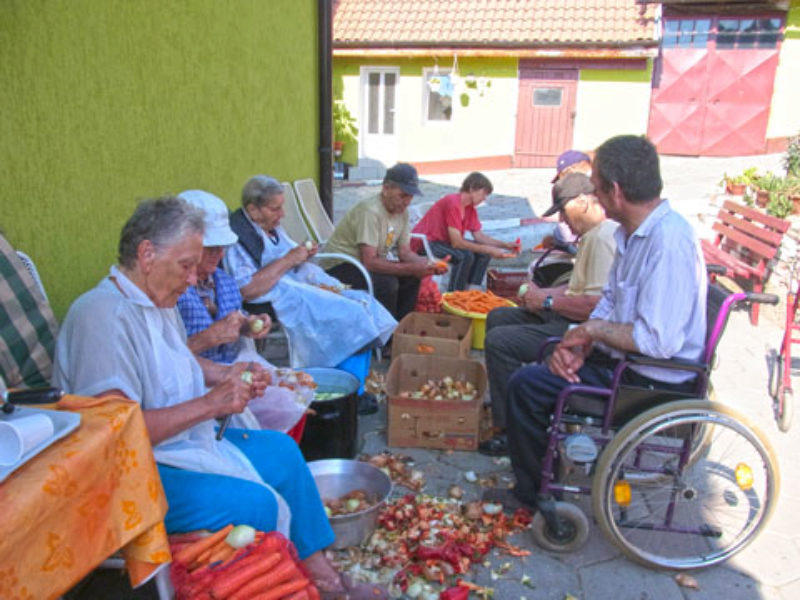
[325,163,447,325]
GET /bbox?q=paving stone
[579,558,683,600]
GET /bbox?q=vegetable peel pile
[329,493,533,598]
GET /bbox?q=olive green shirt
[324,196,410,264]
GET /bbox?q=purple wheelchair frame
[536,289,773,501]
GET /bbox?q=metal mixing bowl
[309,459,392,549]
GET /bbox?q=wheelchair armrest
[534,336,563,363]
[623,353,709,376]
[315,252,374,297]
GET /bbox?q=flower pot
[333,141,343,157]
[792,195,800,215]
[756,190,770,207]
[726,182,746,196]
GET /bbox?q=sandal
[318,574,389,599]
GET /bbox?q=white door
[360,67,399,170]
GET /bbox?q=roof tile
[333,0,657,46]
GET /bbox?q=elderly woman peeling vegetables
[224,175,396,370]
[53,197,387,599]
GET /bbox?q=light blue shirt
[591,200,707,383]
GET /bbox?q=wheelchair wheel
[591,400,779,570]
[530,501,589,553]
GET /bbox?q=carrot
[306,584,320,600]
[249,578,310,600]
[208,543,237,565]
[228,564,302,600]
[209,552,282,599]
[283,588,310,600]
[174,524,234,565]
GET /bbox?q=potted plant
[721,167,758,196]
[754,171,784,208]
[333,100,359,157]
[784,132,800,178]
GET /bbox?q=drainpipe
[318,0,333,218]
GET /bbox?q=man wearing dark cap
[325,163,446,325]
[480,172,616,456]
[543,149,593,255]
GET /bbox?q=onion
[240,371,253,385]
[249,318,265,334]
[518,283,529,296]
[225,524,256,548]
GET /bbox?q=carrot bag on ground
[170,528,318,600]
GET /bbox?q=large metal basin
[308,459,392,549]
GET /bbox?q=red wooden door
[514,67,577,168]
[648,15,782,156]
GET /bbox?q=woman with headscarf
[54,196,387,598]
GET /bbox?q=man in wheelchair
[488,135,708,514]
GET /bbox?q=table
[0,395,171,600]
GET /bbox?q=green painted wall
[1,0,320,318]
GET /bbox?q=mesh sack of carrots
[169,524,319,600]
[414,275,442,313]
[442,290,513,315]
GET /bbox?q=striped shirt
[0,234,59,388]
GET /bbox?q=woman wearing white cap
[176,190,315,433]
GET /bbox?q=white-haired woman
[224,175,396,371]
[54,197,386,598]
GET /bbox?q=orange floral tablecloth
[0,395,171,600]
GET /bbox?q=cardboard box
[386,354,487,451]
[391,312,473,359]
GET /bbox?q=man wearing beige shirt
[480,173,616,455]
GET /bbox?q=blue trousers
[157,428,334,559]
[427,241,490,291]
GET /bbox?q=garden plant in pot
[333,100,359,158]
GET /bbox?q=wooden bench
[701,200,790,325]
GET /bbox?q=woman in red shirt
[411,172,517,291]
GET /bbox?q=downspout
[318,0,333,218]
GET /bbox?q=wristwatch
[543,295,554,311]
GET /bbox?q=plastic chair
[293,178,334,244]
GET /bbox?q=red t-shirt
[411,193,481,253]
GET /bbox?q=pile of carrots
[443,290,513,315]
[170,525,319,600]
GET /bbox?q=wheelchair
[527,283,781,570]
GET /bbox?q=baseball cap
[383,163,422,196]
[542,173,595,217]
[178,190,238,247]
[552,150,591,183]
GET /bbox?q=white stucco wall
[573,71,653,151]
[766,3,800,139]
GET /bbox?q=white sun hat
[178,189,238,247]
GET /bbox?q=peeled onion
[249,318,265,333]
[225,524,256,548]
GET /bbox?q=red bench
[701,200,790,325]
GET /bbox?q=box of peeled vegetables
[386,354,486,451]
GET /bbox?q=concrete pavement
[337,153,800,600]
